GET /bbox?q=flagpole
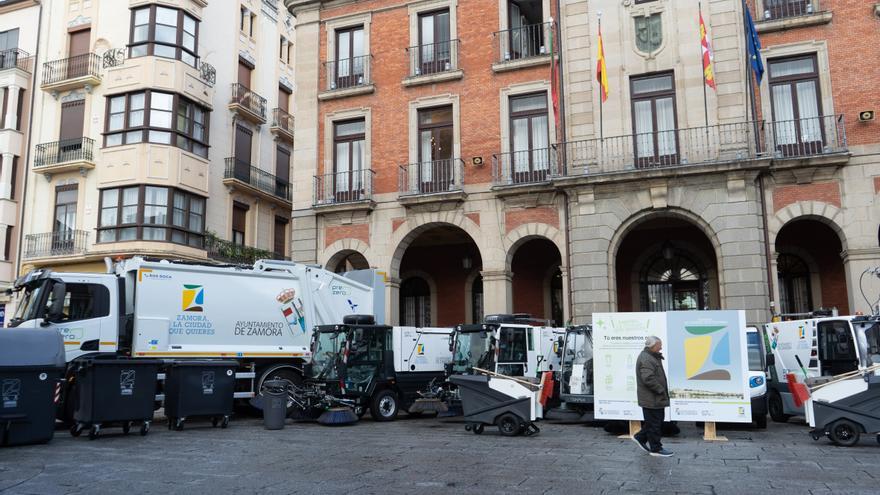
[700,2,710,129]
[742,0,760,152]
[598,13,604,140]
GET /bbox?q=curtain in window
[512,118,530,172]
[772,84,797,145]
[796,80,821,143]
[337,31,351,77]
[634,100,654,158]
[656,97,676,157]
[420,16,435,63]
[334,142,349,194]
[531,115,549,170]
[351,140,364,192]
[419,130,434,182]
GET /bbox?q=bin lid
[0,328,65,368]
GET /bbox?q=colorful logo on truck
[182,285,205,312]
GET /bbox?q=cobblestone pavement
[1,414,878,495]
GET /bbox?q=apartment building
[0,0,38,323]
[285,0,879,326]
[17,0,296,278]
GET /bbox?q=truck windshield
[452,332,493,374]
[561,331,593,395]
[9,283,45,327]
[746,332,764,371]
[311,331,343,379]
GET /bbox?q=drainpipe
[553,0,574,325]
[757,170,775,318]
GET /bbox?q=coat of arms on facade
[635,14,663,54]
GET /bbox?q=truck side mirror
[44,282,66,324]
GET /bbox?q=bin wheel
[174,418,185,431]
[70,423,83,437]
[473,424,484,435]
[122,422,131,435]
[497,414,521,437]
[464,424,472,432]
[221,416,229,429]
[212,417,219,428]
[828,419,860,447]
[88,425,100,440]
[140,422,150,436]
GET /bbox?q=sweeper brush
[409,398,448,414]
[317,407,359,426]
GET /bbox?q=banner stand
[617,420,641,439]
[703,422,728,442]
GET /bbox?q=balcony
[23,230,89,260]
[223,158,291,206]
[404,40,462,86]
[755,0,831,33]
[493,23,552,72]
[492,147,559,188]
[0,48,32,74]
[313,169,376,213]
[41,53,101,94]
[102,47,217,87]
[320,55,374,100]
[270,108,294,142]
[764,114,848,165]
[228,83,267,124]
[398,158,466,206]
[33,137,96,178]
[205,232,288,265]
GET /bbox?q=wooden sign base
[703,421,728,442]
[617,420,642,439]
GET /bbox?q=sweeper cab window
[497,326,528,376]
[817,320,858,376]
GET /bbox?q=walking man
[633,336,673,457]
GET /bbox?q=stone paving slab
[0,416,877,494]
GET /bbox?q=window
[240,7,255,37]
[417,106,454,193]
[4,226,11,261]
[280,36,292,64]
[640,253,708,312]
[777,253,812,315]
[631,72,678,167]
[44,283,110,323]
[104,90,210,157]
[129,5,199,67]
[400,277,430,327]
[0,28,19,52]
[275,146,291,196]
[98,185,205,246]
[763,0,814,21]
[418,9,451,75]
[507,0,544,60]
[232,202,248,245]
[471,276,483,324]
[53,185,77,235]
[274,216,288,258]
[333,119,366,201]
[334,26,365,89]
[769,55,824,157]
[497,326,528,376]
[509,92,550,183]
[9,156,16,200]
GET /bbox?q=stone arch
[607,207,725,311]
[503,222,566,272]
[768,201,846,253]
[388,211,487,279]
[320,238,372,271]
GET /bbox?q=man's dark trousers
[635,408,664,452]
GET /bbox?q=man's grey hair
[645,336,662,349]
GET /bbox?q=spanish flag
[699,11,716,90]
[596,25,609,102]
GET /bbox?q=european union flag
[745,7,764,85]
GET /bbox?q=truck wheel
[497,414,521,437]
[370,390,399,421]
[753,414,767,429]
[768,392,790,423]
[258,367,302,417]
[828,419,860,447]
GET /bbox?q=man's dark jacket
[636,349,670,409]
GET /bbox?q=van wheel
[768,392,790,423]
[828,419,860,447]
[370,390,399,421]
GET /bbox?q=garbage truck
[304,316,453,421]
[6,257,382,419]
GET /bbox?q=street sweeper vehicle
[556,325,594,417]
[303,316,453,421]
[6,257,381,420]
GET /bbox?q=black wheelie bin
[0,328,65,447]
[71,358,160,440]
[164,360,236,430]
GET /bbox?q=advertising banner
[593,312,667,421]
[666,310,751,423]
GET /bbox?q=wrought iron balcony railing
[764,114,847,158]
[102,48,216,86]
[0,48,32,73]
[492,147,559,186]
[759,0,821,21]
[23,230,89,259]
[34,137,95,169]
[406,40,460,77]
[224,158,291,202]
[494,23,552,64]
[271,108,294,135]
[205,232,287,265]
[313,169,375,206]
[230,83,267,120]
[399,158,464,196]
[42,53,101,86]
[324,55,372,91]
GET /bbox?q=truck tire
[768,392,790,423]
[828,419,860,447]
[370,390,399,421]
[343,314,375,325]
[257,366,302,417]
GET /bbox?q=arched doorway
[510,238,563,325]
[775,219,848,315]
[615,216,719,312]
[398,225,482,327]
[330,250,369,273]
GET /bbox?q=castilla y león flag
[699,11,716,90]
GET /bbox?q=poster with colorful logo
[593,312,668,421]
[665,310,751,423]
